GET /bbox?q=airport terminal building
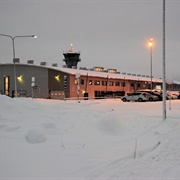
[0,45,178,100]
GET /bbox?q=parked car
[137,90,162,101]
[121,92,147,102]
[142,92,159,101]
[167,92,178,99]
[178,93,180,99]
[171,94,179,99]
[167,91,180,99]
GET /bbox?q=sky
[1,95,180,179]
[0,0,180,81]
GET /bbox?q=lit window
[4,76,9,96]
[95,80,100,85]
[75,79,78,85]
[89,80,93,85]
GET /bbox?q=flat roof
[0,63,162,83]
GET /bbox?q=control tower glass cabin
[63,44,81,68]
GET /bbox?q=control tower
[63,44,81,68]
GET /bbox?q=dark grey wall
[0,64,49,98]
[48,69,69,90]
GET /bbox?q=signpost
[31,77,35,99]
[64,75,67,100]
[76,73,81,103]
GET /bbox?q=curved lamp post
[0,34,37,97]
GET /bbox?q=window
[81,79,84,85]
[102,81,107,86]
[94,80,100,85]
[130,83,134,87]
[128,93,133,96]
[130,92,141,96]
[4,76,9,96]
[74,79,78,85]
[109,81,114,86]
[115,82,120,86]
[89,80,93,85]
[122,82,126,87]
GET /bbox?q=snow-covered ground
[0,95,180,179]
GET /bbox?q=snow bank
[1,96,180,179]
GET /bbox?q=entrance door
[4,76,10,96]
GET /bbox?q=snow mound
[42,122,56,129]
[26,129,47,144]
[98,113,121,135]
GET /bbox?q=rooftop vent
[79,67,88,70]
[52,63,58,67]
[107,69,117,73]
[27,60,34,64]
[93,67,104,72]
[40,62,47,66]
[72,66,77,69]
[13,58,20,63]
[62,65,67,68]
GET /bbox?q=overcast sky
[0,0,180,80]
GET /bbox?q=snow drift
[0,95,180,179]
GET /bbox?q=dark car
[137,90,162,101]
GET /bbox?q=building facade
[0,63,165,99]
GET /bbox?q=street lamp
[0,34,37,97]
[162,0,166,120]
[148,38,153,90]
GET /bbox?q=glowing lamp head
[149,39,153,47]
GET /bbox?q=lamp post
[0,34,37,97]
[148,38,153,90]
[162,0,166,120]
